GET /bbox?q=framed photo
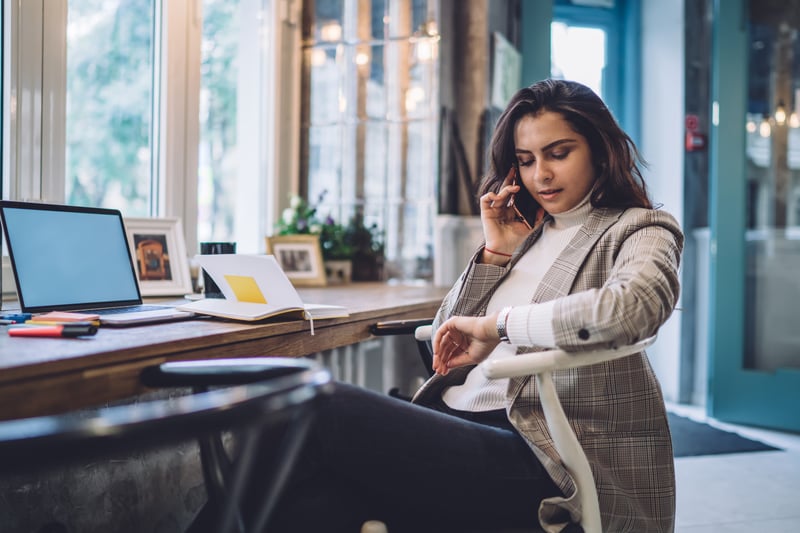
[265,234,327,287]
[124,217,194,297]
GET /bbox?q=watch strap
[496,306,512,343]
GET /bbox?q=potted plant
[318,215,354,284]
[275,192,385,283]
[275,193,321,237]
[343,213,384,282]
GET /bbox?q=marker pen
[0,313,33,324]
[8,324,98,338]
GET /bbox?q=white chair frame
[415,326,657,533]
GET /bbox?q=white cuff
[505,300,557,347]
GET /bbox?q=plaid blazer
[413,207,683,532]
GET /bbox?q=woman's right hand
[479,168,536,261]
[432,313,500,375]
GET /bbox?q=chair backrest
[0,357,332,533]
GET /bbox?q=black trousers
[248,382,561,533]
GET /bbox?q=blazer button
[578,328,590,340]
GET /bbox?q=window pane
[198,0,241,244]
[365,44,387,119]
[308,124,345,203]
[198,0,273,253]
[551,21,606,99]
[313,0,345,42]
[65,0,156,215]
[307,46,344,124]
[743,16,800,371]
[363,122,388,200]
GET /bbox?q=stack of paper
[28,311,101,326]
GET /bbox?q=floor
[668,402,800,532]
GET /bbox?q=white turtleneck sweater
[441,195,593,412]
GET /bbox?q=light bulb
[310,49,327,67]
[355,51,370,66]
[775,101,787,125]
[759,116,771,137]
[320,21,342,42]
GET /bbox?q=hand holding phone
[510,166,540,229]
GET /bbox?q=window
[301,0,439,280]
[742,13,800,371]
[197,0,276,253]
[551,22,606,98]
[551,0,636,137]
[2,0,283,257]
[65,0,157,216]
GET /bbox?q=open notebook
[178,254,348,322]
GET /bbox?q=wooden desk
[0,282,448,421]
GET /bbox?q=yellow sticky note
[224,275,267,304]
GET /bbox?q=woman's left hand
[432,314,500,375]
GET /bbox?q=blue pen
[0,313,32,324]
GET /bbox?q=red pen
[8,324,98,338]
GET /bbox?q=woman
[259,80,682,533]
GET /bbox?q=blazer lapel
[532,207,624,302]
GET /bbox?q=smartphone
[511,165,540,228]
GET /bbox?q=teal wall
[520,0,553,86]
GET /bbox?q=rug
[668,412,780,457]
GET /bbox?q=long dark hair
[478,79,652,209]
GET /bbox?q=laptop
[0,200,194,326]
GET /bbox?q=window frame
[553,0,641,143]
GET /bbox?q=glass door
[709,0,800,431]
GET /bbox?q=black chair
[0,357,332,533]
[370,318,435,398]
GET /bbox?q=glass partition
[743,10,800,371]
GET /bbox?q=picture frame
[124,217,194,297]
[265,234,327,287]
[490,32,522,110]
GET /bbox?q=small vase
[352,255,384,282]
[324,259,352,284]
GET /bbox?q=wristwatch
[496,306,512,343]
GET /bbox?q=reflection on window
[302,0,439,281]
[551,21,606,99]
[65,0,156,215]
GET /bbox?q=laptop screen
[0,201,143,312]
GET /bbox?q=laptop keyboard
[88,305,169,315]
